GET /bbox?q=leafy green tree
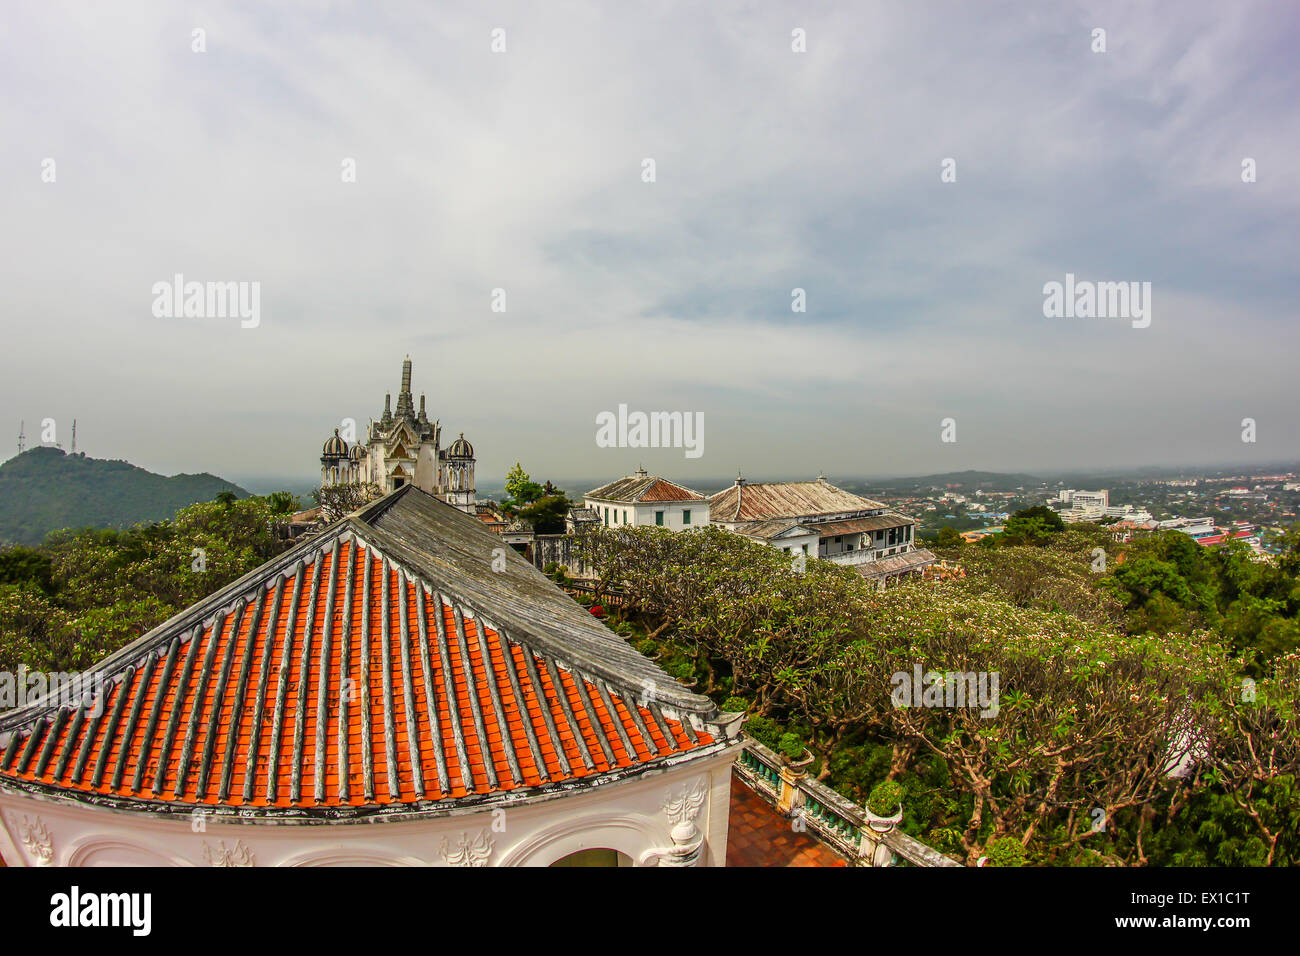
[503,463,545,511]
[0,495,284,673]
[935,527,964,549]
[1001,505,1064,546]
[0,546,55,594]
[267,491,299,515]
[519,493,572,535]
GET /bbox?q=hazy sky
[2,1,1297,492]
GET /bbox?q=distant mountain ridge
[0,447,248,546]
[852,469,1045,491]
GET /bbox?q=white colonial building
[709,476,936,585]
[584,469,709,530]
[320,356,477,512]
[0,487,742,867]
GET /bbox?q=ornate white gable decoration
[663,780,707,825]
[640,779,708,867]
[17,814,53,866]
[440,830,495,867]
[203,839,255,867]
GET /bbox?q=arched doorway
[548,848,631,867]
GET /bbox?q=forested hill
[0,447,248,545]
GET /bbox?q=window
[604,507,609,525]
[655,511,664,526]
[783,546,790,553]
[623,510,628,523]
[683,509,691,525]
[802,544,809,554]
[834,535,842,543]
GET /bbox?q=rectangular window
[683,509,691,525]
[802,544,809,554]
[604,507,609,525]
[655,511,664,526]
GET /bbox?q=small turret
[447,432,474,459]
[322,428,348,459]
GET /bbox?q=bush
[867,779,905,817]
[744,715,782,749]
[665,657,696,682]
[721,695,750,713]
[777,732,806,762]
[985,837,1027,867]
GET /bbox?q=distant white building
[584,468,709,530]
[1057,489,1109,510]
[709,476,935,585]
[1061,503,1154,524]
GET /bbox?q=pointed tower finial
[396,356,414,418]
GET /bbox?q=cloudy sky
[2,1,1297,492]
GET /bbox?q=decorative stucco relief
[203,839,255,867]
[16,814,53,866]
[439,829,494,867]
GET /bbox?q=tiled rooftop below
[726,773,848,867]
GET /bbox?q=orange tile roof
[585,473,706,503]
[0,488,726,818]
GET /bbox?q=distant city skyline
[3,2,1297,490]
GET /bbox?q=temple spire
[396,355,415,418]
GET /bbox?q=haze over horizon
[3,1,1297,491]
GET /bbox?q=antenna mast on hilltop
[17,420,25,455]
[71,419,77,455]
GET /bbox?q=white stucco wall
[584,498,708,531]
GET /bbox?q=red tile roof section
[639,479,703,502]
[585,474,706,503]
[0,536,711,810]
